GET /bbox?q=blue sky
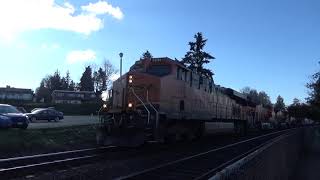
[0,0,319,104]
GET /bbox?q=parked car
[31,107,55,113]
[0,104,29,129]
[261,122,273,130]
[0,114,12,128]
[26,109,64,122]
[16,106,27,113]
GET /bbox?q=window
[176,67,181,80]
[147,65,171,77]
[198,76,203,89]
[209,81,213,93]
[179,100,185,111]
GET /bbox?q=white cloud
[41,43,60,49]
[0,0,124,41]
[81,1,124,20]
[66,49,96,64]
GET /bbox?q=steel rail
[0,146,115,179]
[117,128,301,180]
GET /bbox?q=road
[28,116,99,129]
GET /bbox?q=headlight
[0,115,10,120]
[128,103,133,108]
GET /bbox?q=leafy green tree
[142,50,153,59]
[79,66,94,91]
[181,32,215,79]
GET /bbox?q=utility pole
[119,52,123,77]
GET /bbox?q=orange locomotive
[97,57,271,146]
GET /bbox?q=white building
[0,86,33,101]
[52,90,97,104]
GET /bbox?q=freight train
[96,57,272,146]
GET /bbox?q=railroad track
[0,146,115,179]
[118,128,300,180]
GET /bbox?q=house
[51,90,97,104]
[0,86,33,102]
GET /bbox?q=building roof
[0,87,33,93]
[52,90,95,94]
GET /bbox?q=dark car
[0,104,29,129]
[26,109,64,122]
[16,106,27,113]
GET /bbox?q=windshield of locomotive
[1,0,318,179]
[147,65,171,77]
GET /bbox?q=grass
[0,125,98,158]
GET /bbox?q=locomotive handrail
[130,87,150,124]
[146,90,159,139]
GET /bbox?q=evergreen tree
[181,32,215,79]
[274,95,286,114]
[48,70,63,91]
[68,80,76,91]
[142,50,153,59]
[35,79,51,102]
[79,66,94,91]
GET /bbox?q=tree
[35,79,51,102]
[102,59,116,90]
[306,62,320,120]
[258,91,272,107]
[306,62,320,106]
[240,87,259,104]
[141,50,153,59]
[274,95,286,115]
[93,59,117,93]
[181,32,215,79]
[68,80,76,91]
[47,70,63,91]
[287,98,310,121]
[93,67,105,93]
[292,98,300,106]
[240,87,271,107]
[240,86,252,95]
[79,66,94,91]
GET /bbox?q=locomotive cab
[97,58,173,146]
